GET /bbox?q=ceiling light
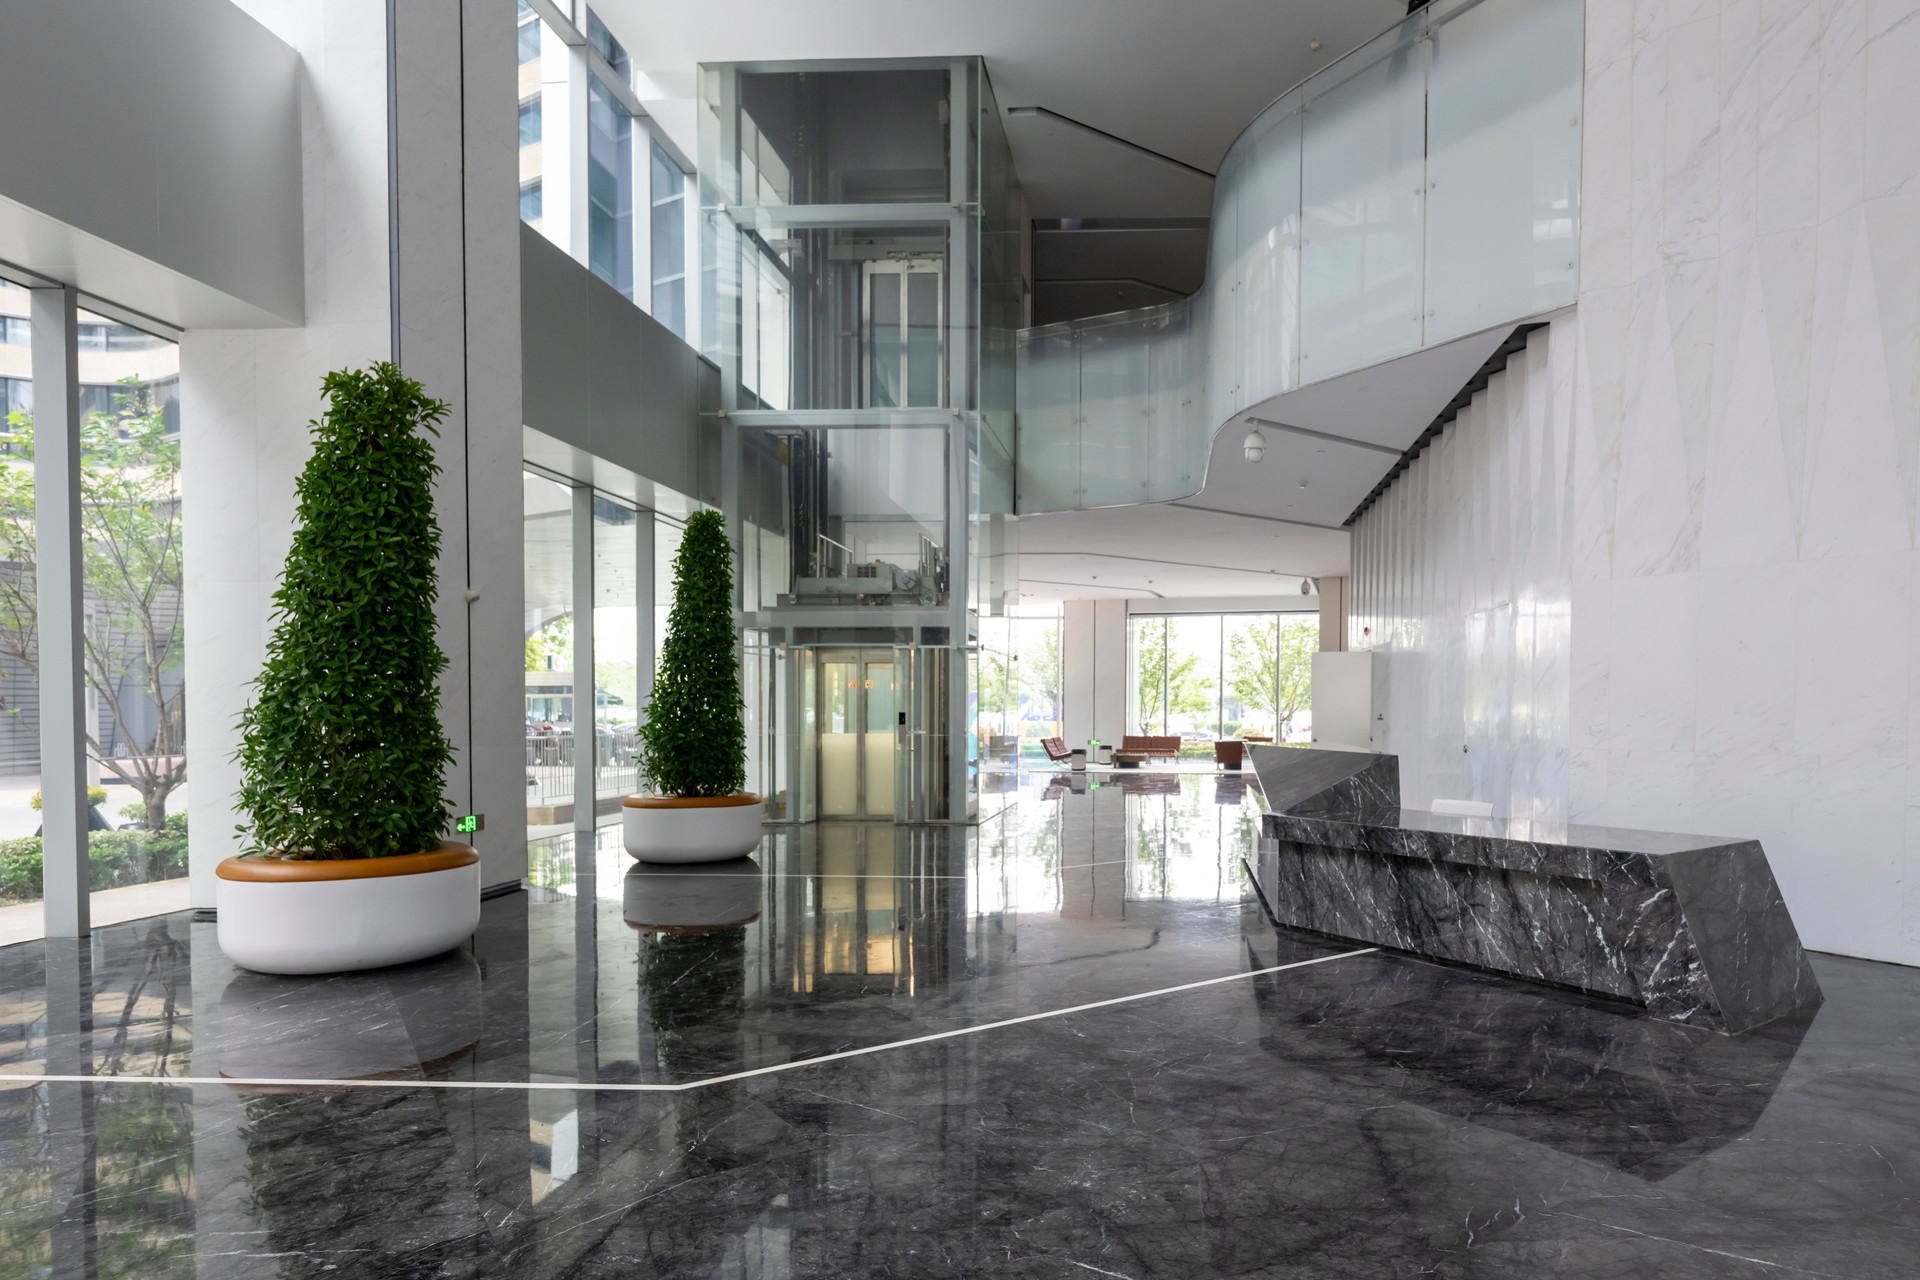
[1243,426,1266,463]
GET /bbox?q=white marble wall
[1351,0,1920,965]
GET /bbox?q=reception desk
[1248,747,1821,1034]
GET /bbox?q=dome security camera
[1243,425,1266,463]
[1301,577,1315,596]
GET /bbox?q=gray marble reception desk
[1248,747,1821,1034]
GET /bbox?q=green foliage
[0,813,191,904]
[0,383,186,832]
[1133,619,1212,733]
[637,509,745,797]
[524,613,571,671]
[234,363,455,859]
[31,787,108,811]
[1225,615,1317,737]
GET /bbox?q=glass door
[820,657,860,817]
[817,649,899,819]
[862,659,897,819]
[863,259,944,408]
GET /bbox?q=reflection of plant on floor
[0,813,189,903]
[639,927,746,1074]
[527,835,577,892]
[0,1068,196,1276]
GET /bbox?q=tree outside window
[0,379,185,833]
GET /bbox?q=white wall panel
[1350,0,1920,966]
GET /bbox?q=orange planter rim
[623,793,761,810]
[216,842,478,883]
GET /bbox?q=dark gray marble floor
[1,772,1917,1278]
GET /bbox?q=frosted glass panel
[1425,0,1583,342]
[1078,314,1154,504]
[1010,0,1583,516]
[821,735,859,815]
[1236,108,1303,404]
[1300,22,1427,379]
[1013,328,1082,510]
[1145,301,1205,498]
[1205,148,1243,421]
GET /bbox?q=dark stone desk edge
[1249,746,1822,1035]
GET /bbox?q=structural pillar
[32,283,88,939]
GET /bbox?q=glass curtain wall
[1129,612,1318,750]
[649,143,688,337]
[525,472,676,889]
[0,281,189,933]
[593,495,640,839]
[518,1,693,335]
[975,607,1063,766]
[524,472,575,887]
[0,280,42,922]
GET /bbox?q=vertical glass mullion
[31,284,86,937]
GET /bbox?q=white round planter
[215,844,481,976]
[623,793,762,863]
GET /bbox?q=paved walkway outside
[0,877,191,946]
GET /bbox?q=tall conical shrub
[235,363,456,859]
[639,509,746,797]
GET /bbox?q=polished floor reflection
[1,773,1917,1277]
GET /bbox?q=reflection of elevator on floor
[819,649,898,819]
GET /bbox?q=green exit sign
[455,814,483,834]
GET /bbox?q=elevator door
[863,258,944,408]
[819,651,898,819]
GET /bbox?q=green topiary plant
[637,509,746,797]
[233,362,456,859]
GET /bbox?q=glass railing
[1015,0,1583,512]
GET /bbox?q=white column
[1062,601,1095,749]
[538,26,589,260]
[1092,599,1128,746]
[32,284,88,939]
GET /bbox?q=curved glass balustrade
[1015,0,1583,513]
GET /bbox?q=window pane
[0,281,42,933]
[906,271,941,406]
[76,306,189,925]
[524,473,574,875]
[593,495,639,841]
[1276,614,1317,743]
[516,1,539,63]
[587,76,635,299]
[1166,615,1221,739]
[650,278,685,339]
[585,7,629,82]
[868,273,902,408]
[519,7,565,247]
[650,141,681,207]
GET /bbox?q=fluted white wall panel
[1351,0,1920,966]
